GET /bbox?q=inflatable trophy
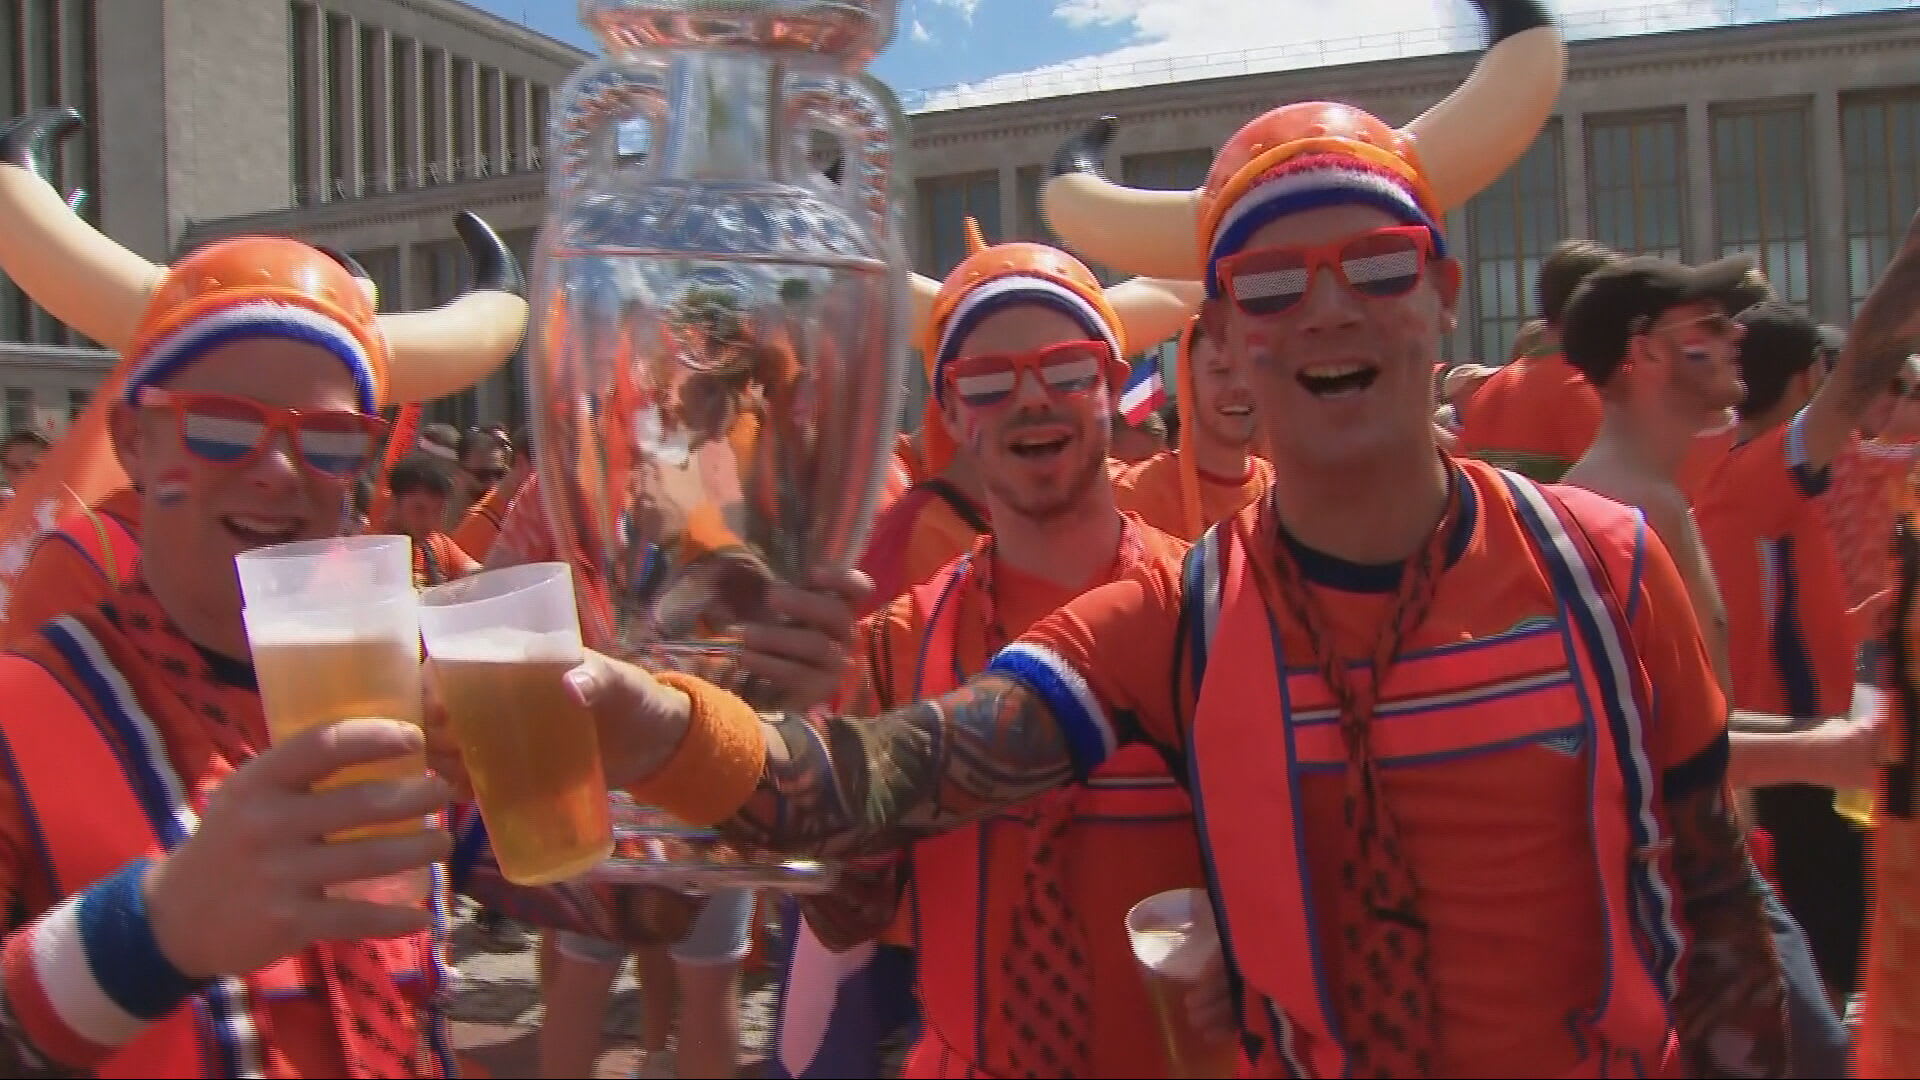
[529,0,913,891]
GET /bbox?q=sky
[473,1,1917,111]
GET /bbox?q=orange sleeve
[992,553,1188,774]
[1630,521,1731,794]
[1,538,110,648]
[450,486,506,560]
[448,538,482,578]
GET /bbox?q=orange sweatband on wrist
[626,671,767,827]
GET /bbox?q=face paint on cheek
[152,469,192,509]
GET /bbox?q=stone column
[1560,111,1589,239]
[1810,89,1848,322]
[1684,100,1715,264]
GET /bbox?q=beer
[250,627,426,843]
[432,628,613,886]
[1128,890,1240,1080]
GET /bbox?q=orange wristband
[626,671,767,827]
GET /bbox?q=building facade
[905,7,1920,406]
[0,0,584,434]
[7,5,1920,433]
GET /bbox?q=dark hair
[2,429,51,452]
[1733,301,1824,421]
[388,451,456,499]
[1537,240,1621,325]
[457,425,510,460]
[419,422,462,452]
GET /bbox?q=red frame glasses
[941,339,1119,410]
[138,388,388,481]
[1216,225,1436,317]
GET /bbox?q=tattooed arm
[1801,206,1920,469]
[724,673,1080,860]
[1666,774,1788,1078]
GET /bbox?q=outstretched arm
[729,672,1079,859]
[1800,207,1920,469]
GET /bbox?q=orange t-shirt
[1,487,143,648]
[1695,411,1856,719]
[856,480,988,613]
[450,481,514,562]
[0,581,384,1075]
[1000,460,1726,1076]
[839,517,1201,1078]
[1457,351,1602,482]
[1113,450,1274,542]
[411,531,479,590]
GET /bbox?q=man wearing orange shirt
[0,107,535,1072]
[1455,239,1616,481]
[1115,318,1273,540]
[795,236,1202,1079]
[503,6,1792,1075]
[1696,299,1920,1017]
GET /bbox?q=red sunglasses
[139,388,388,480]
[1217,225,1436,317]
[942,339,1118,409]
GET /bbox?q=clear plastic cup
[238,535,429,903]
[419,563,613,886]
[1126,887,1239,1079]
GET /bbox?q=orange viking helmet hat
[0,108,529,408]
[1039,0,1566,286]
[903,220,1199,474]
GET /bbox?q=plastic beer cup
[237,535,430,903]
[419,562,613,886]
[1126,887,1240,1079]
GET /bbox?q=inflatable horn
[1040,0,1565,280]
[0,108,529,404]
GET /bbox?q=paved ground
[442,903,780,1079]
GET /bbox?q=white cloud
[932,0,981,25]
[905,0,1886,111]
[911,18,933,43]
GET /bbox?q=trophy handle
[782,71,910,245]
[549,57,672,205]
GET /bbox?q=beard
[984,439,1109,525]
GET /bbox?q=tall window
[359,25,383,193]
[1587,111,1687,260]
[1714,102,1812,307]
[424,49,450,185]
[1014,165,1057,244]
[917,172,1000,276]
[392,38,418,189]
[5,389,33,437]
[506,77,527,172]
[325,13,354,199]
[1463,121,1565,364]
[1843,91,1920,316]
[4,0,100,343]
[452,59,477,180]
[1121,149,1211,192]
[353,248,403,311]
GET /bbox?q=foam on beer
[243,617,414,648]
[429,626,584,664]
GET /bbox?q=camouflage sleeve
[719,673,1079,861]
[1667,779,1789,1078]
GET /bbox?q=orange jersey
[1113,450,1274,541]
[992,459,1725,1076]
[449,481,515,561]
[1695,411,1855,719]
[0,580,448,1075]
[1457,351,1602,482]
[410,531,479,590]
[856,480,988,613]
[0,487,142,648]
[835,516,1203,1078]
